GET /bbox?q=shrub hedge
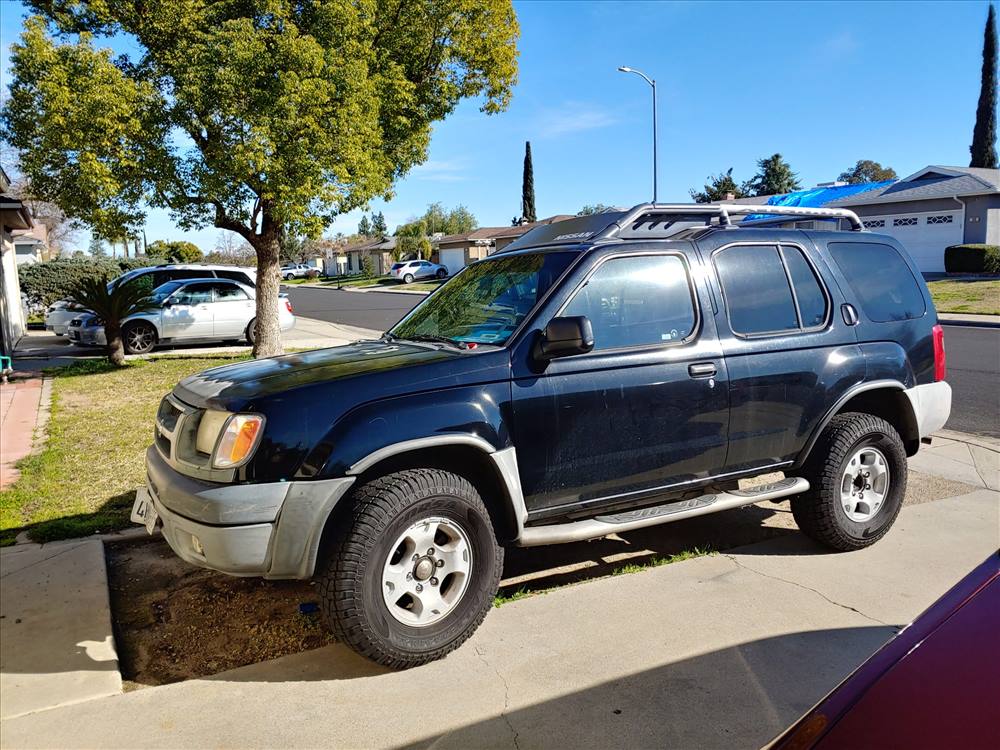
[944,244,1000,275]
[18,257,155,308]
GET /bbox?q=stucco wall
[960,194,1000,244]
[0,234,27,358]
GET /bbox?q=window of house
[862,219,885,229]
[926,215,954,224]
[828,242,926,322]
[561,254,697,350]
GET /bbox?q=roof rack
[596,203,865,238]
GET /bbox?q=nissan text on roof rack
[134,202,951,668]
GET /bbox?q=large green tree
[743,154,801,197]
[689,168,745,203]
[837,160,897,185]
[2,1,519,357]
[146,239,204,263]
[521,141,536,222]
[971,4,998,168]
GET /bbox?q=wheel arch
[795,380,921,466]
[316,438,523,565]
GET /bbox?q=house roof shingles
[827,166,1000,207]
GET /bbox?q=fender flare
[793,379,912,467]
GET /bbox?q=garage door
[861,211,962,273]
[440,248,466,276]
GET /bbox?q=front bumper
[141,446,355,579]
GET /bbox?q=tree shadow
[1,489,137,546]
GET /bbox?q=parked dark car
[769,553,999,749]
[133,203,951,668]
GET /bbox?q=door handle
[688,362,717,378]
[841,303,859,326]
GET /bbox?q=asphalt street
[283,286,999,438]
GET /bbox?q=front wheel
[317,469,502,668]
[122,321,157,355]
[436,269,447,279]
[791,412,907,551]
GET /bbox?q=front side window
[562,254,697,350]
[390,252,575,345]
[829,242,926,322]
[170,283,214,306]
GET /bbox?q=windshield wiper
[392,333,469,350]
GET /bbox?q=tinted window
[216,270,255,286]
[562,254,697,350]
[782,246,828,328]
[715,245,798,334]
[213,283,249,301]
[829,242,926,322]
[164,269,209,282]
[170,283,214,305]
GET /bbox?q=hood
[172,339,510,412]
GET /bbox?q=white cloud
[409,158,468,182]
[819,31,858,58]
[536,102,619,138]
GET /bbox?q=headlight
[211,414,264,469]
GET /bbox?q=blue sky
[1,0,994,253]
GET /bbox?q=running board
[516,477,809,546]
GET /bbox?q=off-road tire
[318,469,503,668]
[245,318,256,344]
[792,412,907,551]
[122,321,157,355]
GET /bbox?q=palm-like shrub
[69,277,158,365]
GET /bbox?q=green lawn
[0,355,245,546]
[927,279,1000,315]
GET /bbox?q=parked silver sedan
[67,278,295,354]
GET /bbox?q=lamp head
[618,66,632,73]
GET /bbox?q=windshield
[150,280,185,303]
[390,251,575,345]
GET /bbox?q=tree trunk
[105,323,126,366]
[252,232,284,358]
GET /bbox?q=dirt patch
[105,540,333,688]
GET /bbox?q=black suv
[134,203,951,668]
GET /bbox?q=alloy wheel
[840,446,890,522]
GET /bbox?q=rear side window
[829,242,926,322]
[215,270,255,286]
[781,246,828,328]
[714,245,799,334]
[562,254,697,350]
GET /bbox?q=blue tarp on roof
[764,180,895,207]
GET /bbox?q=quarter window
[829,242,926,322]
[562,254,697,350]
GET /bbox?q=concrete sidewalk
[911,430,999,490]
[2,488,996,749]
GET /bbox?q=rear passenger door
[700,236,865,473]
[510,249,730,519]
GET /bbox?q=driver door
[510,251,730,519]
[161,282,215,340]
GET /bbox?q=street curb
[933,429,1000,453]
[342,285,431,296]
[938,313,1000,328]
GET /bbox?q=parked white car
[67,278,294,354]
[280,263,317,280]
[389,259,448,283]
[45,300,87,335]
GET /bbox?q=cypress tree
[521,141,536,222]
[971,5,998,168]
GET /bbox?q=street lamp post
[618,66,658,203]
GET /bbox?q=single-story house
[0,166,34,358]
[435,215,576,275]
[11,223,50,265]
[721,166,999,273]
[323,236,397,276]
[827,166,999,272]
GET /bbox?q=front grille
[156,397,182,432]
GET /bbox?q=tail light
[285,298,294,314]
[932,324,946,381]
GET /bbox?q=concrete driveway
[2,483,996,749]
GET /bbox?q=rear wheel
[245,318,256,344]
[122,321,157,355]
[317,469,502,668]
[791,412,906,551]
[403,273,415,284]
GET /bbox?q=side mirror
[534,316,594,362]
[162,299,172,308]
